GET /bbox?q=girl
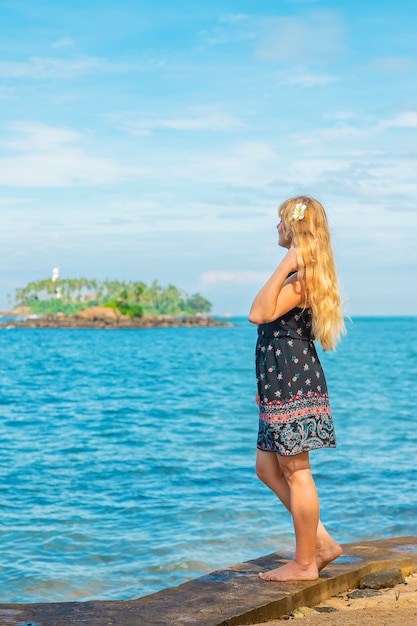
[249,195,345,582]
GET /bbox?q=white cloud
[123,115,241,133]
[352,160,417,201]
[52,37,76,50]
[202,11,344,63]
[218,14,249,24]
[200,270,269,286]
[379,112,417,129]
[5,123,83,151]
[181,141,277,185]
[0,153,135,188]
[280,109,417,205]
[112,200,161,211]
[255,12,345,63]
[145,114,242,131]
[0,56,101,79]
[323,111,356,121]
[0,196,35,206]
[0,55,146,80]
[278,70,339,87]
[326,111,417,137]
[117,107,244,134]
[280,151,417,208]
[0,86,15,99]
[370,57,416,73]
[200,14,255,45]
[0,123,148,187]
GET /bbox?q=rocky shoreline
[0,306,233,329]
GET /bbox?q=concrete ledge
[1,536,416,626]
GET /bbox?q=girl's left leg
[256,449,342,571]
[259,451,319,581]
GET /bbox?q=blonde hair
[279,195,345,351]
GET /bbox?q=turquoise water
[0,317,416,602]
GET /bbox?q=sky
[1,0,417,316]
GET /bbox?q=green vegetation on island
[14,277,212,318]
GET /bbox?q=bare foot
[259,559,319,582]
[316,539,343,571]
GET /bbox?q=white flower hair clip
[292,203,307,221]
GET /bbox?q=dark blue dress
[256,307,336,456]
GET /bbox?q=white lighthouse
[52,267,61,298]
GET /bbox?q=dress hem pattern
[257,393,337,456]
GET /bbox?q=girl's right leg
[255,449,342,570]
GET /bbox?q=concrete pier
[1,536,416,626]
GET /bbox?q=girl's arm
[248,247,304,325]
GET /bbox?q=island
[1,271,233,329]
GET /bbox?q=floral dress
[256,307,336,456]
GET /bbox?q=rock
[359,568,405,590]
[315,606,340,613]
[0,312,234,330]
[348,588,382,599]
[9,305,32,316]
[75,306,121,323]
[292,606,318,618]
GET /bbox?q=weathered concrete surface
[1,536,416,626]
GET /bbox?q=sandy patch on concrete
[249,573,417,626]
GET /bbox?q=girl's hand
[255,391,260,405]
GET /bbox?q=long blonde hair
[279,195,345,351]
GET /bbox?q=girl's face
[277,220,292,249]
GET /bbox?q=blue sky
[1,0,417,315]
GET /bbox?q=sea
[0,316,416,603]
